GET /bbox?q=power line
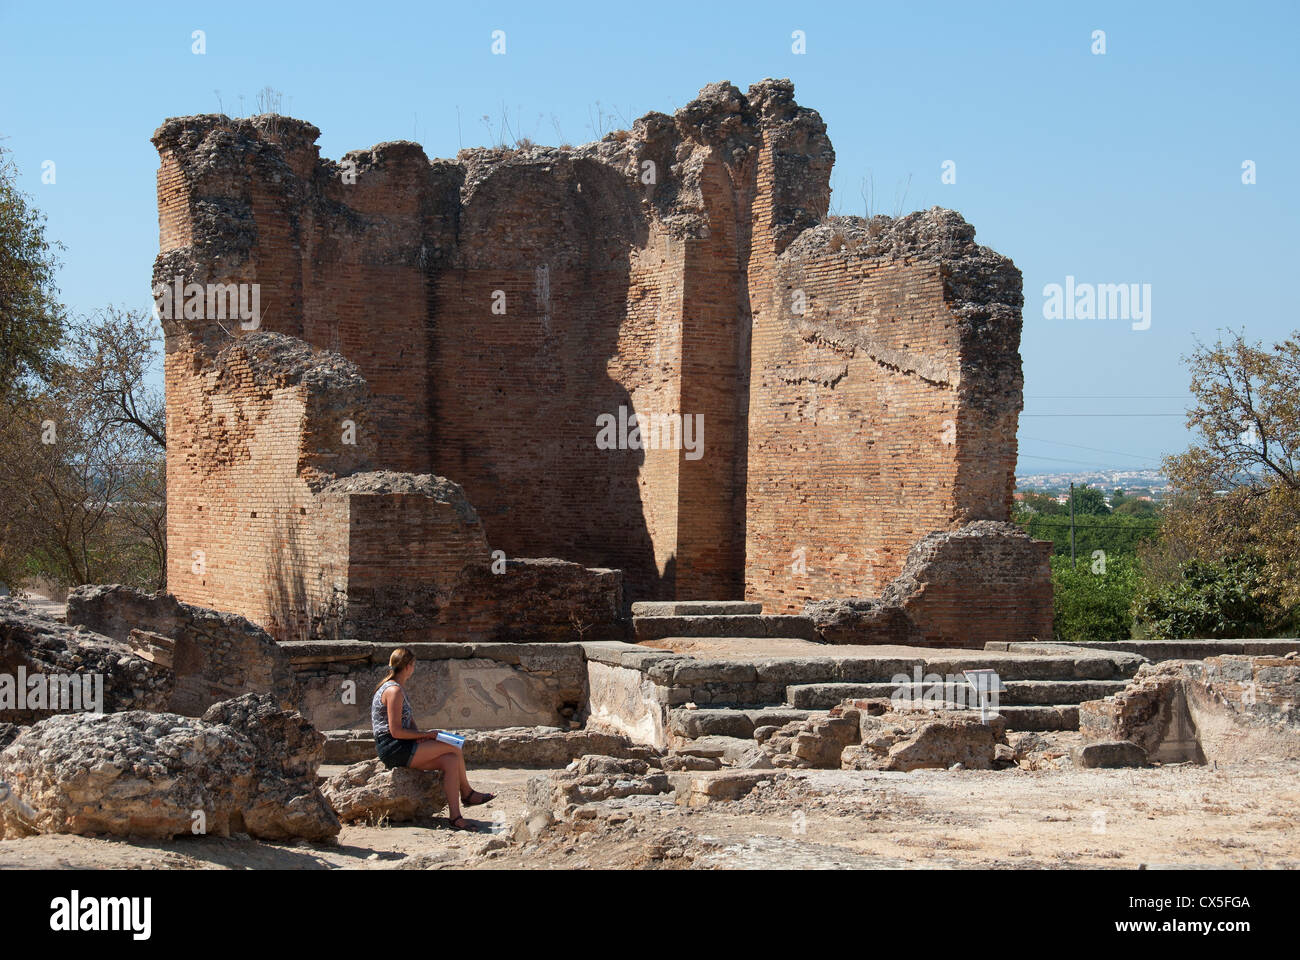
[1024,411,1190,416]
[1018,453,1118,466]
[1019,435,1162,463]
[1019,518,1162,528]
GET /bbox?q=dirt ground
[4,755,1297,870]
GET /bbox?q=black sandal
[463,790,496,807]
[449,815,475,831]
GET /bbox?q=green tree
[1015,510,1161,560]
[0,307,166,590]
[0,148,65,398]
[1114,498,1157,517]
[1162,328,1300,608]
[1051,554,1139,643]
[1016,491,1063,515]
[1071,484,1110,515]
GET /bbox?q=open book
[435,731,465,748]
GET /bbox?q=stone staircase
[323,605,1150,768]
[785,679,1130,731]
[622,600,1147,737]
[663,677,1132,737]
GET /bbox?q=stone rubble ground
[4,750,1298,870]
[4,593,1298,869]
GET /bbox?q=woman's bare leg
[409,741,464,819]
[412,743,480,800]
[433,755,464,819]
[448,749,479,799]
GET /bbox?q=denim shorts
[375,731,416,768]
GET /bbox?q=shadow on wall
[431,156,671,603]
[265,507,338,643]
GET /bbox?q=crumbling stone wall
[804,522,1052,648]
[154,78,1048,634]
[0,598,172,723]
[65,583,297,715]
[1080,655,1300,763]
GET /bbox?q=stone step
[786,679,1128,710]
[322,729,376,764]
[842,703,1080,732]
[315,763,350,783]
[632,614,817,643]
[994,705,1080,732]
[665,700,1079,747]
[579,649,1141,710]
[607,654,1139,709]
[631,600,763,617]
[668,707,813,740]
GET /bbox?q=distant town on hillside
[1014,468,1171,501]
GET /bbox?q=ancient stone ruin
[152,78,1052,649]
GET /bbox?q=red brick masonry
[152,79,1052,647]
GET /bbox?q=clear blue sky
[2,0,1296,474]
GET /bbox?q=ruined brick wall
[312,472,623,643]
[154,79,1047,637]
[746,212,1026,612]
[154,118,443,474]
[311,471,490,641]
[802,521,1053,649]
[162,333,372,636]
[154,117,682,599]
[161,328,624,642]
[427,150,669,598]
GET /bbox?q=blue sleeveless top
[372,680,415,738]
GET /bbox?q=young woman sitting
[371,647,495,830]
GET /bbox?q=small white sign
[963,670,1004,723]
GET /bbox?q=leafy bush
[1050,554,1139,643]
[1133,554,1295,639]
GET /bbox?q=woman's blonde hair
[375,647,416,692]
